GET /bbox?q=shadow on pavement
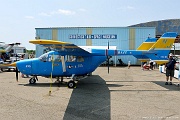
[153,81,180,91]
[63,75,110,120]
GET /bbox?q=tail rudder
[149,32,177,50]
[146,32,178,64]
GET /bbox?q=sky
[0,0,180,50]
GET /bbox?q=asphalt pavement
[0,66,179,120]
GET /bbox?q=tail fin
[132,32,177,64]
[149,32,177,50]
[146,32,177,64]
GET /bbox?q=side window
[23,49,26,53]
[54,55,61,62]
[65,55,76,62]
[77,56,84,62]
[48,55,61,62]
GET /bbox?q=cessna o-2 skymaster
[8,32,177,88]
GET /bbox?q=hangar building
[129,19,180,55]
[35,27,155,65]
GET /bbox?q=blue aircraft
[8,32,177,88]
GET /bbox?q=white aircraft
[0,42,20,53]
[0,42,20,71]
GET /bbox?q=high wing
[29,39,91,56]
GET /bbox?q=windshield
[39,52,62,62]
[39,52,49,61]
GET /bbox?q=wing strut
[61,56,66,72]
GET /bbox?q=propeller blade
[108,41,109,49]
[107,41,110,74]
[107,58,110,74]
[15,67,18,82]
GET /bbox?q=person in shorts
[165,53,176,85]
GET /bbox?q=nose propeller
[15,67,18,82]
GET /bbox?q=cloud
[39,9,76,17]
[25,16,34,19]
[118,6,135,11]
[56,9,75,15]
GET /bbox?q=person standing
[165,53,176,85]
[128,61,131,69]
[153,61,156,69]
[149,59,154,70]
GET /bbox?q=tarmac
[0,66,180,120]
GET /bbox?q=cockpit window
[39,53,84,63]
[39,53,62,62]
[39,53,49,62]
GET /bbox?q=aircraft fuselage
[16,51,106,77]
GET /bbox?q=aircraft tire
[67,80,76,88]
[1,68,4,72]
[29,77,36,84]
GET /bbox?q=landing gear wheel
[29,77,36,84]
[67,80,76,88]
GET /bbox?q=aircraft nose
[15,60,32,75]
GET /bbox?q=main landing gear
[29,76,38,84]
[67,74,77,89]
[28,75,77,88]
[67,80,76,88]
[56,75,77,88]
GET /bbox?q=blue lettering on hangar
[69,34,117,39]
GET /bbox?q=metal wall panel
[129,28,135,50]
[36,28,52,39]
[52,28,58,40]
[86,28,92,46]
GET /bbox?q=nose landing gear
[29,76,38,84]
